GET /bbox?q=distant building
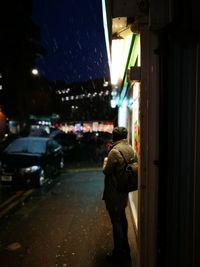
[0,0,44,120]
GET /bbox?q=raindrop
[77,41,82,50]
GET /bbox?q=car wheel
[35,169,46,187]
[60,157,64,169]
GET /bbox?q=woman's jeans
[107,208,130,258]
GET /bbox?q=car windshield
[5,138,47,154]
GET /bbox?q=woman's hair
[112,127,128,141]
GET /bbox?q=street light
[110,34,125,108]
[110,34,125,86]
[31,68,39,76]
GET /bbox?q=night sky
[32,0,110,83]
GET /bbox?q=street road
[0,167,136,267]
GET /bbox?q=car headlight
[20,166,40,174]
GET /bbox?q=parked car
[29,127,49,137]
[0,133,19,156]
[49,130,77,157]
[0,137,64,187]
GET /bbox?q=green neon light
[118,33,137,106]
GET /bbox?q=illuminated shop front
[102,0,141,231]
[111,24,141,230]
[60,121,114,134]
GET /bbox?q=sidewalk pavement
[0,166,138,267]
[54,168,138,267]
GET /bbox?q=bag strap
[118,149,134,165]
[118,150,128,165]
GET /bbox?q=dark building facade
[105,1,200,267]
[54,79,117,122]
[0,0,44,120]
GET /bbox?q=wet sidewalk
[52,169,138,267]
[53,200,136,267]
[0,168,137,267]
